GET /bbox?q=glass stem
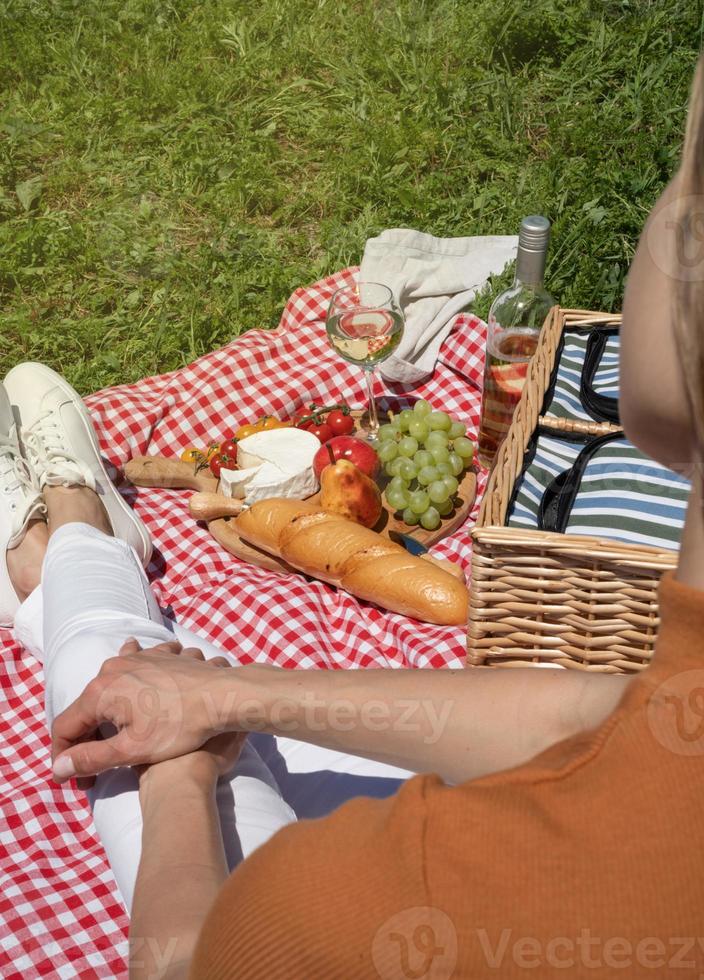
[365,367,379,436]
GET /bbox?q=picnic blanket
[0,267,488,978]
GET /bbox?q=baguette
[233,498,322,554]
[234,499,468,626]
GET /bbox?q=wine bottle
[477,215,555,468]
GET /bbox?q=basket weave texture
[467,308,678,673]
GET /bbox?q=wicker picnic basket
[467,307,679,673]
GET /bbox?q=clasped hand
[51,638,243,784]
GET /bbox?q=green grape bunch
[378,399,474,530]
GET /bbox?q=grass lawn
[1,0,702,394]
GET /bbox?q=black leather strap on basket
[538,430,623,533]
[580,327,620,425]
[539,330,566,416]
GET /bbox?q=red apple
[313,436,379,480]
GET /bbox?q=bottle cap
[518,215,551,253]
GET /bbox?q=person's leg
[3,363,296,911]
[5,519,48,603]
[13,490,295,912]
[0,382,46,623]
[247,735,412,820]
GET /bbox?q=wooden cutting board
[123,456,294,572]
[125,450,477,575]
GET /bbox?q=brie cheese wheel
[218,466,260,499]
[244,460,319,503]
[236,428,320,473]
[220,427,321,504]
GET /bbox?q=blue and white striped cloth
[508,330,690,551]
[508,433,690,549]
[542,333,620,421]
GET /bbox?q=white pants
[13,524,410,911]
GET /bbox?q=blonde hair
[673,53,704,456]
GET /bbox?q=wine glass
[326,281,405,438]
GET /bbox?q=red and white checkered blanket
[0,268,488,978]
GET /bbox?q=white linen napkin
[359,228,518,385]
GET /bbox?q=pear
[320,459,383,528]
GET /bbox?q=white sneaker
[0,386,45,626]
[4,363,152,568]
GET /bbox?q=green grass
[1,0,702,393]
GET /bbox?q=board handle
[125,455,218,492]
[419,554,466,582]
[189,492,243,521]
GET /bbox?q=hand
[137,729,249,800]
[136,644,248,792]
[51,638,234,783]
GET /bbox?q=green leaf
[15,176,43,212]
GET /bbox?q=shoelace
[0,428,44,527]
[0,433,35,494]
[23,411,94,488]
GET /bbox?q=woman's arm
[129,757,227,980]
[209,662,630,783]
[129,726,247,980]
[51,644,631,786]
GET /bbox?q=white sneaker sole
[5,363,153,568]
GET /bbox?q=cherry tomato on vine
[327,410,354,437]
[220,439,238,459]
[307,421,333,443]
[180,447,204,465]
[209,453,237,478]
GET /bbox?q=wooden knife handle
[189,492,243,521]
[420,553,466,582]
[125,456,219,492]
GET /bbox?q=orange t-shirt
[190,574,704,978]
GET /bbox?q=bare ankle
[8,557,42,601]
[6,520,49,601]
[44,486,113,537]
